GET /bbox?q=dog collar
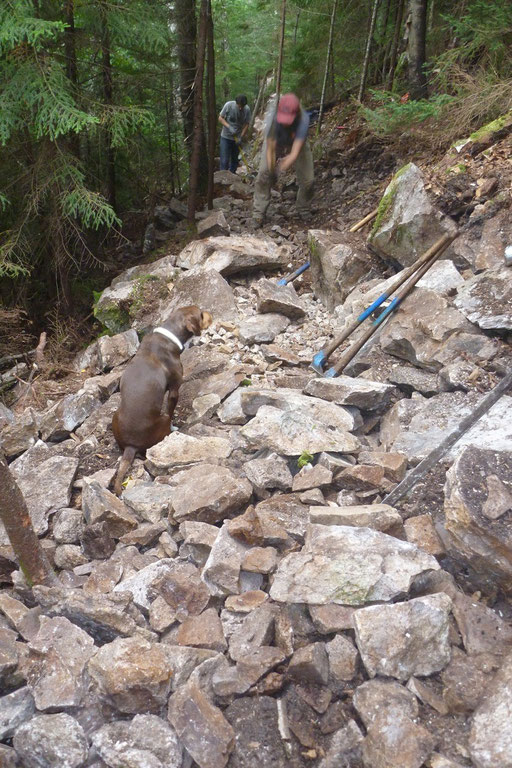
[153,327,184,351]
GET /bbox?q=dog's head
[166,305,212,340]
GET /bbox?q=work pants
[220,136,239,173]
[253,139,314,218]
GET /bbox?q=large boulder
[368,163,457,267]
[443,446,512,592]
[308,230,368,310]
[176,235,290,276]
[469,649,512,768]
[164,267,238,322]
[269,524,439,605]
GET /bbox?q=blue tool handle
[293,261,310,278]
[358,292,388,322]
[373,295,399,326]
[277,278,287,286]
[324,366,337,378]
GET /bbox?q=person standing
[218,95,251,173]
[253,93,314,227]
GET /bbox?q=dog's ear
[184,312,201,335]
[200,310,212,330]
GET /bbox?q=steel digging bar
[277,261,311,286]
[311,231,457,374]
[323,234,457,377]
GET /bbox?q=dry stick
[312,232,456,373]
[383,369,512,507]
[18,331,46,406]
[328,234,456,376]
[349,207,379,232]
[0,453,57,586]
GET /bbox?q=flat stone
[304,375,396,411]
[357,450,408,483]
[239,405,360,456]
[177,235,289,276]
[254,278,306,320]
[388,365,440,396]
[270,524,439,605]
[238,313,290,344]
[309,604,355,633]
[145,432,232,474]
[310,504,404,537]
[242,546,278,574]
[122,483,175,523]
[0,687,35,740]
[292,464,333,492]
[354,593,452,680]
[353,679,419,727]
[39,390,101,441]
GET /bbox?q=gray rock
[178,235,289,275]
[309,504,403,536]
[270,524,439,605]
[53,508,85,544]
[9,454,78,535]
[168,679,234,768]
[88,635,173,713]
[317,720,364,768]
[308,230,368,310]
[362,708,435,768]
[197,210,231,238]
[167,464,252,525]
[0,408,39,457]
[388,365,440,396]
[454,264,512,331]
[39,391,101,441]
[239,405,360,456]
[228,602,278,662]
[451,592,512,656]
[369,163,457,267]
[254,278,306,319]
[165,267,238,322]
[353,679,419,726]
[145,432,232,474]
[354,594,452,680]
[469,649,512,768]
[304,375,395,411]
[292,464,332,492]
[96,329,139,371]
[255,494,310,542]
[202,523,251,597]
[13,713,88,768]
[238,313,290,344]
[82,480,138,538]
[380,392,512,462]
[177,607,227,652]
[416,259,464,296]
[443,447,512,591]
[0,686,35,740]
[243,453,293,495]
[288,642,329,686]
[21,616,95,710]
[122,483,175,523]
[91,714,182,768]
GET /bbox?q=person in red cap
[253,93,314,227]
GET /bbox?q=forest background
[0,0,511,353]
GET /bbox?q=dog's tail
[113,446,137,496]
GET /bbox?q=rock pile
[0,142,512,768]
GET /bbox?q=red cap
[276,93,300,125]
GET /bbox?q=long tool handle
[382,369,512,506]
[325,237,454,377]
[311,231,458,374]
[349,208,379,232]
[277,261,311,287]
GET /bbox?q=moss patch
[370,163,412,237]
[93,301,130,335]
[469,111,512,142]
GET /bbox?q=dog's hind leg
[113,446,137,496]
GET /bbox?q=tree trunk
[408,0,428,99]
[164,79,176,195]
[100,3,116,210]
[175,0,198,154]
[358,0,381,101]
[275,0,287,100]
[64,0,80,159]
[0,454,56,587]
[317,0,338,135]
[249,69,272,135]
[386,0,405,89]
[206,0,216,210]
[187,0,208,222]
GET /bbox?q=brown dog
[111,305,212,495]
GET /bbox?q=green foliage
[360,90,454,136]
[297,450,314,469]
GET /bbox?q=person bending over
[218,95,251,173]
[253,92,314,227]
